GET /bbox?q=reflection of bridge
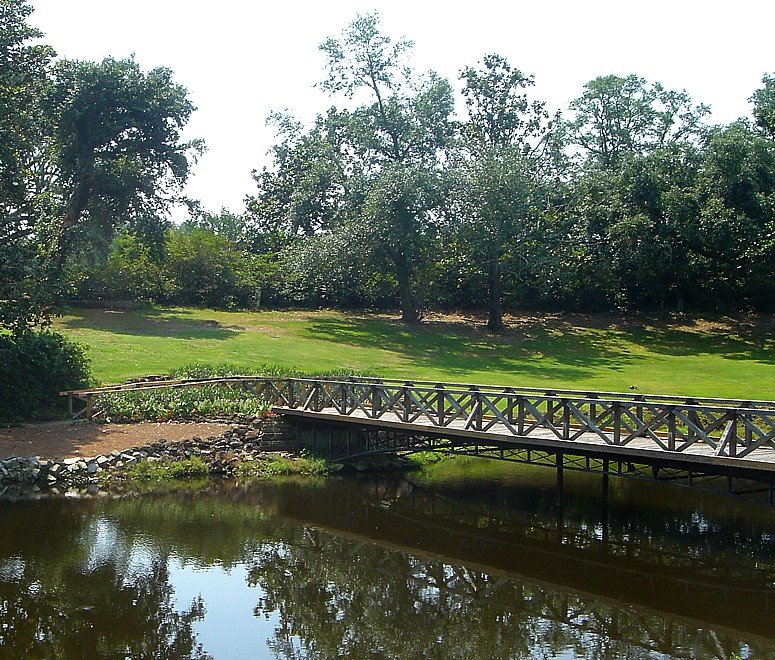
[256,479,775,647]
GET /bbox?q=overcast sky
[29,0,774,219]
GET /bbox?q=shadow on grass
[61,307,244,341]
[306,313,775,383]
[625,326,774,363]
[304,315,645,382]
[505,312,774,363]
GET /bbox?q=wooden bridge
[65,376,775,499]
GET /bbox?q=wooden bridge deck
[277,405,775,476]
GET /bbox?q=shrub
[121,457,210,481]
[0,331,91,422]
[99,385,271,423]
[235,455,329,478]
[97,363,371,423]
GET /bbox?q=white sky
[29,0,774,219]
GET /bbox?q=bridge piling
[556,452,564,510]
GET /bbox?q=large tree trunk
[396,259,418,324]
[486,250,503,332]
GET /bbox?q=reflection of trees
[246,523,767,659]
[1,476,774,659]
[0,500,210,658]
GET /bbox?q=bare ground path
[0,421,230,461]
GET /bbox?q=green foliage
[268,11,457,323]
[750,72,775,139]
[164,228,261,309]
[98,363,370,422]
[280,227,396,307]
[0,331,91,422]
[47,56,201,232]
[98,385,270,423]
[77,233,169,301]
[70,228,277,309]
[246,112,347,247]
[404,451,447,468]
[568,74,709,170]
[121,457,209,481]
[235,455,329,478]
[0,4,201,333]
[167,362,369,381]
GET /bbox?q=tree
[0,6,202,332]
[750,73,775,139]
[164,227,261,309]
[568,74,709,170]
[686,122,775,308]
[0,0,53,239]
[246,110,347,250]
[456,54,552,330]
[317,12,455,322]
[0,0,56,331]
[46,56,202,248]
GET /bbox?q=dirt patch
[0,421,231,461]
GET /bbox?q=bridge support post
[556,452,564,510]
[602,458,610,542]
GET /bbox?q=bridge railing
[62,376,775,460]
[264,378,775,459]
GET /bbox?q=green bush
[97,363,371,423]
[99,385,271,422]
[121,457,210,481]
[0,331,91,422]
[167,362,369,380]
[235,455,329,478]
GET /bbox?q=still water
[0,462,774,659]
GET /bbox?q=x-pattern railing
[265,378,775,459]
[63,376,775,460]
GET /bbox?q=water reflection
[0,467,773,658]
[0,499,210,658]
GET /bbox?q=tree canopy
[0,0,201,332]
[4,6,774,330]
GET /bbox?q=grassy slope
[54,307,775,400]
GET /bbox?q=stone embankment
[0,415,294,489]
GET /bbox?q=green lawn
[54,306,775,400]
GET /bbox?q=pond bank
[0,415,296,488]
[0,415,412,490]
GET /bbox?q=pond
[1,461,773,658]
